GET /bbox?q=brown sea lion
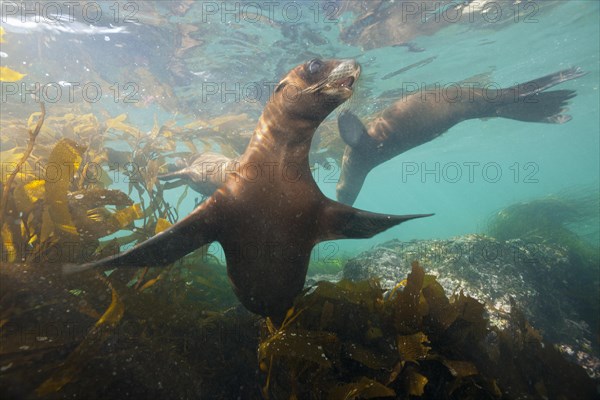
[158,152,234,197]
[337,67,587,205]
[65,59,431,321]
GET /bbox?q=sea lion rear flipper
[318,201,433,241]
[495,67,586,124]
[511,67,587,96]
[63,199,220,274]
[338,111,377,149]
[496,90,577,124]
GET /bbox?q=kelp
[44,138,86,238]
[0,107,243,385]
[258,262,597,399]
[0,66,26,82]
[0,28,26,82]
[105,113,143,138]
[328,377,396,400]
[0,108,193,266]
[0,104,45,225]
[0,254,253,400]
[1,254,597,399]
[34,275,124,396]
[0,136,146,264]
[0,263,116,398]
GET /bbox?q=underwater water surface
[1,1,599,399]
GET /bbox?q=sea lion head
[270,58,361,123]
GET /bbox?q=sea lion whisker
[302,79,329,94]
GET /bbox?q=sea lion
[158,152,234,197]
[337,67,587,205]
[65,58,431,321]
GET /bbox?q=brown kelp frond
[34,275,124,396]
[0,103,45,227]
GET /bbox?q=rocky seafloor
[310,234,600,379]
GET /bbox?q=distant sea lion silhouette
[65,59,431,321]
[336,67,587,205]
[158,152,234,197]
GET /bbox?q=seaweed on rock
[258,262,597,399]
[486,191,600,352]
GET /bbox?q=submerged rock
[342,234,600,378]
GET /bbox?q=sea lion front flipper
[338,111,377,149]
[318,201,433,241]
[157,169,187,182]
[63,199,220,274]
[335,111,377,206]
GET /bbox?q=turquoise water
[1,0,598,258]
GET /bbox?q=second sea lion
[158,152,234,197]
[65,58,432,322]
[336,67,587,205]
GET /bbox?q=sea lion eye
[307,59,324,74]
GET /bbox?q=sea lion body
[67,59,431,321]
[158,152,234,197]
[216,169,321,315]
[337,67,587,205]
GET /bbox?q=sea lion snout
[300,59,361,97]
[320,59,361,98]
